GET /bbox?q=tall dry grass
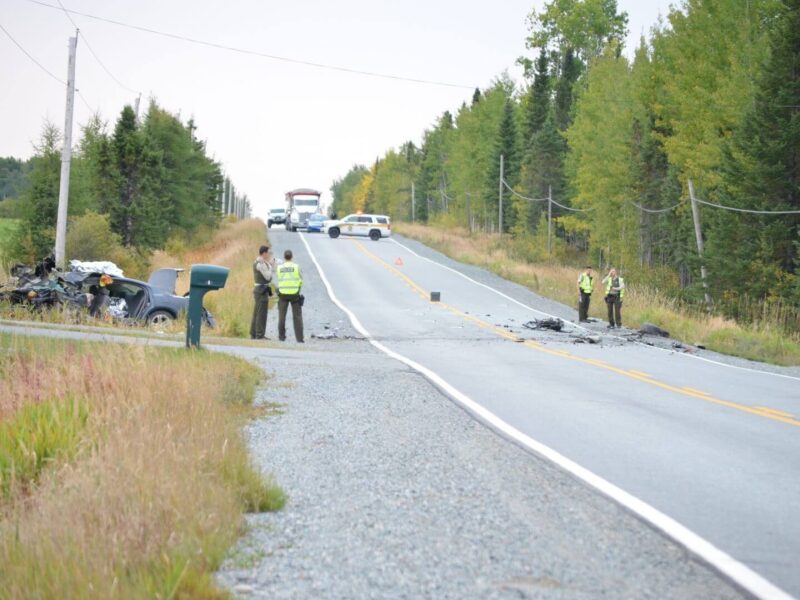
[0,333,284,598]
[152,218,269,338]
[397,223,800,366]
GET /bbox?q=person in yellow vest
[276,249,304,343]
[602,268,625,328]
[576,266,594,322]
[250,245,275,340]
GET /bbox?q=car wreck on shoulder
[0,260,214,328]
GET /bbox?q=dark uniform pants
[250,286,270,339]
[578,291,591,321]
[606,294,622,327]
[278,293,304,342]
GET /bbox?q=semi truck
[285,188,322,232]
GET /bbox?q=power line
[550,197,595,212]
[0,20,65,84]
[694,197,800,215]
[77,89,96,114]
[26,0,475,90]
[54,0,140,95]
[501,179,547,202]
[628,200,682,213]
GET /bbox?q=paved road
[278,228,800,598]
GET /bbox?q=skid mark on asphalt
[352,239,800,430]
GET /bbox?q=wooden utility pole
[547,185,553,256]
[55,33,78,269]
[411,182,416,222]
[688,179,712,308]
[498,154,504,234]
[466,192,471,232]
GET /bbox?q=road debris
[639,322,670,337]
[523,317,564,331]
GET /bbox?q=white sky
[0,0,665,218]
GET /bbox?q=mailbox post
[186,264,229,348]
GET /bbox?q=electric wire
[0,21,65,84]
[628,200,682,213]
[26,0,475,90]
[501,179,548,202]
[550,197,595,212]
[694,197,800,215]
[54,0,140,95]
[77,89,96,113]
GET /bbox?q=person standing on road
[602,268,625,329]
[276,249,304,343]
[577,266,594,322]
[250,245,275,340]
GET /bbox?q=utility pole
[466,192,471,232]
[547,185,553,256]
[688,179,712,308]
[55,33,78,269]
[133,93,142,121]
[411,182,416,222]
[498,154,504,234]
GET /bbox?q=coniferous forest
[0,101,249,272]
[331,0,799,326]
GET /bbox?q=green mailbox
[186,264,229,348]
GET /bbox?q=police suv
[324,214,392,241]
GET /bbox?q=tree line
[331,0,799,322]
[1,100,250,265]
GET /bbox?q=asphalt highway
[285,228,800,598]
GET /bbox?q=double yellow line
[351,239,800,429]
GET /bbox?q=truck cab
[285,188,322,232]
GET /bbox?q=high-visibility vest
[578,273,594,293]
[277,261,302,295]
[605,276,625,298]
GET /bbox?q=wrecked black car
[1,263,214,328]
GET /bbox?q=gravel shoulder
[216,230,746,599]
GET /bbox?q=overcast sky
[1,0,666,218]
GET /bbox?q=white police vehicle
[324,214,392,241]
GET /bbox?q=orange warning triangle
[395,257,404,266]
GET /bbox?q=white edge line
[390,237,800,383]
[300,231,794,600]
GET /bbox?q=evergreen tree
[11,124,61,261]
[554,49,582,131]
[709,0,800,305]
[485,99,520,232]
[522,48,551,146]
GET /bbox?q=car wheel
[268,221,273,228]
[147,310,174,327]
[329,227,340,239]
[369,229,381,241]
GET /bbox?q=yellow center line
[682,387,712,396]
[753,406,795,418]
[350,240,800,429]
[628,370,652,378]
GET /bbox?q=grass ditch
[0,333,285,597]
[396,223,800,367]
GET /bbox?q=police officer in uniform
[250,245,275,339]
[577,266,594,322]
[602,268,625,328]
[276,249,304,342]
